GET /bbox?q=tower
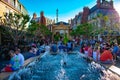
[81,7,89,24]
[33,13,37,19]
[110,0,113,8]
[40,11,46,25]
[56,9,58,23]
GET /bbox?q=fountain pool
[8,52,120,80]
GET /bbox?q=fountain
[8,51,120,80]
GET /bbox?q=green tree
[39,24,52,37]
[70,23,93,37]
[27,20,39,36]
[70,29,76,36]
[4,12,30,45]
[54,32,60,41]
[63,33,68,44]
[27,20,52,40]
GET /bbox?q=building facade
[71,0,120,35]
[88,0,119,32]
[0,0,28,18]
[32,11,54,26]
[0,0,28,45]
[71,12,83,29]
[32,12,45,26]
[52,21,70,40]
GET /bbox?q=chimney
[97,0,101,8]
[81,7,89,24]
[33,13,37,19]
[110,0,113,9]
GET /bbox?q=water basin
[8,52,120,80]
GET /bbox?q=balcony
[2,0,21,12]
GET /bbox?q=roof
[54,21,69,25]
[32,17,40,22]
[90,5,98,14]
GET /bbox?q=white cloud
[114,2,120,16]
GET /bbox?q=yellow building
[0,0,28,17]
[0,0,28,45]
[52,21,71,40]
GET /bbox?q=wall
[0,1,7,18]
[0,31,1,45]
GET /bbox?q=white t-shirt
[17,53,24,67]
[93,51,100,61]
[45,45,50,52]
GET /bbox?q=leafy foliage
[27,20,52,39]
[63,33,68,44]
[3,12,30,45]
[54,32,60,41]
[27,20,39,36]
[70,23,93,37]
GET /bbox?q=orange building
[0,0,28,45]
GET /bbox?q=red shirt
[100,50,113,61]
[84,46,88,51]
[88,47,92,57]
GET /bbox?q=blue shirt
[113,46,119,54]
[10,55,20,70]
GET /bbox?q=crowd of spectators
[78,37,119,64]
[1,48,24,72]
[1,37,119,72]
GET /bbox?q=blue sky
[19,0,120,22]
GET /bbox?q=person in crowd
[91,39,96,47]
[67,40,72,52]
[39,43,45,53]
[29,47,36,57]
[30,44,37,55]
[58,42,66,52]
[92,47,100,61]
[80,44,84,53]
[100,47,114,64]
[83,44,88,56]
[45,43,51,53]
[51,42,57,53]
[41,43,51,58]
[116,45,120,56]
[101,43,107,53]
[88,44,93,57]
[15,49,24,67]
[1,50,20,72]
[112,43,119,61]
[80,38,84,50]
